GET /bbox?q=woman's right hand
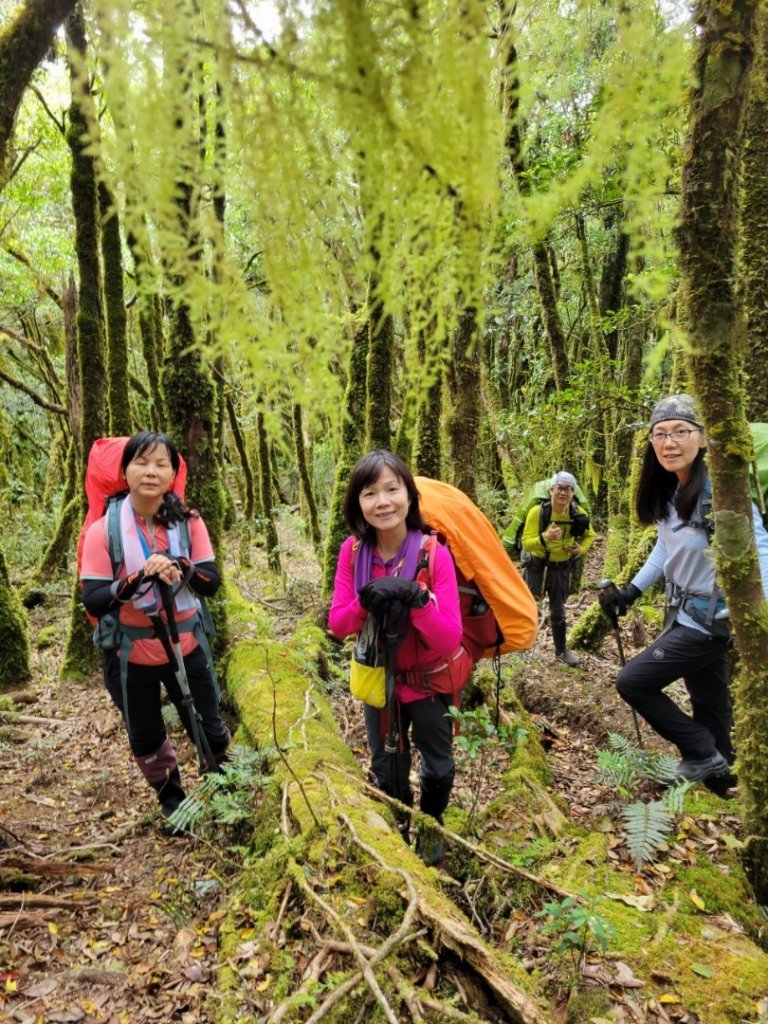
[143,553,182,585]
[544,523,562,542]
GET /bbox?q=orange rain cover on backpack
[415,476,537,657]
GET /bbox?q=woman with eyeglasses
[600,395,768,790]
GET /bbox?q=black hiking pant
[103,645,230,759]
[364,695,455,816]
[524,557,573,653]
[615,622,733,763]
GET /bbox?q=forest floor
[0,520,758,1024]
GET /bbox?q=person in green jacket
[521,471,595,667]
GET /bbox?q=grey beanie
[649,393,701,429]
[550,471,577,489]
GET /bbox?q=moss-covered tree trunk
[99,179,132,435]
[413,321,442,479]
[446,307,481,499]
[226,394,255,520]
[0,547,31,688]
[677,0,768,900]
[364,276,394,451]
[61,3,107,681]
[126,223,166,430]
[255,409,281,575]
[0,0,78,186]
[321,316,368,595]
[741,3,768,422]
[292,402,321,554]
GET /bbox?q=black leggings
[615,623,732,762]
[103,645,230,759]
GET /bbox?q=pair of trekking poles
[597,579,643,748]
[142,573,222,776]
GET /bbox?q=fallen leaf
[612,962,644,988]
[23,978,58,997]
[605,892,656,912]
[659,993,682,1004]
[688,889,706,911]
[690,963,713,978]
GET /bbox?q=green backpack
[501,478,590,561]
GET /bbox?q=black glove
[598,582,641,618]
[358,577,430,618]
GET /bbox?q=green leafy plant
[447,704,527,823]
[595,732,680,797]
[168,744,275,842]
[535,895,616,965]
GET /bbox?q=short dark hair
[342,449,426,540]
[121,431,180,475]
[121,431,191,527]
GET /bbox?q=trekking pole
[596,579,644,749]
[382,606,402,822]
[158,582,222,774]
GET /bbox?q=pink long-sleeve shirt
[328,534,463,703]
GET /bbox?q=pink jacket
[329,535,463,703]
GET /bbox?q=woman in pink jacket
[329,450,463,863]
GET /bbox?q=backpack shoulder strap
[415,532,438,589]
[106,496,124,570]
[538,499,552,532]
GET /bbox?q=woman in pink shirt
[329,450,462,863]
[80,432,229,828]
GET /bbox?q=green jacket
[520,501,595,563]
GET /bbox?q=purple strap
[354,529,423,589]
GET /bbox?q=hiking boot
[556,648,580,667]
[672,751,730,783]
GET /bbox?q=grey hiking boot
[557,649,580,667]
[672,751,730,783]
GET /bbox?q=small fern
[595,733,680,796]
[168,744,274,837]
[621,799,675,869]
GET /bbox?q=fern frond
[621,799,675,869]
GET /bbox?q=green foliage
[448,703,527,824]
[620,798,676,870]
[535,894,616,960]
[594,731,679,797]
[167,745,275,844]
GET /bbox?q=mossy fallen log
[220,617,550,1024]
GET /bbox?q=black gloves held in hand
[358,576,430,619]
[599,582,641,617]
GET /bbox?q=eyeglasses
[552,485,574,492]
[648,427,701,444]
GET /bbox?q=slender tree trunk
[61,2,106,680]
[99,179,132,435]
[365,276,394,451]
[445,307,481,499]
[322,317,368,595]
[292,403,321,553]
[126,226,165,429]
[226,395,255,520]
[741,3,768,421]
[413,320,442,479]
[256,410,281,575]
[677,0,767,899]
[501,18,569,391]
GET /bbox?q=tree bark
[0,547,31,688]
[99,179,132,435]
[677,0,767,899]
[0,0,78,186]
[292,403,321,553]
[446,307,481,499]
[256,409,281,575]
[365,276,394,451]
[741,3,768,422]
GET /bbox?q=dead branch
[0,365,67,414]
[0,854,115,876]
[0,893,97,909]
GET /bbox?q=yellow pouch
[349,659,386,707]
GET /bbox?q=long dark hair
[635,444,708,525]
[121,431,194,527]
[342,449,426,540]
